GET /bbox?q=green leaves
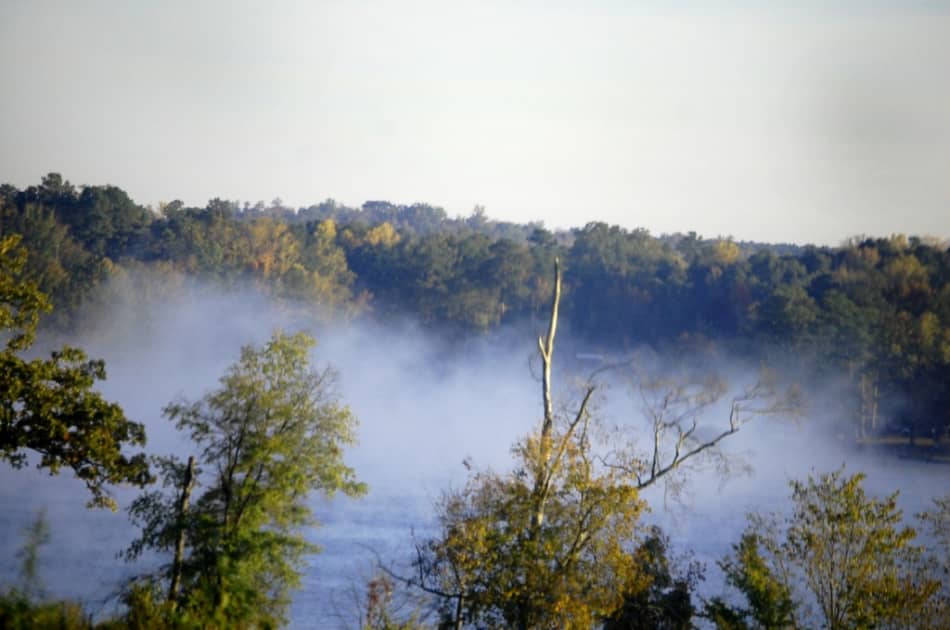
[709,469,942,629]
[0,234,151,510]
[125,331,364,627]
[0,234,50,351]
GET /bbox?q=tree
[602,526,704,630]
[921,495,950,573]
[0,234,151,510]
[412,430,646,629]
[0,511,92,630]
[124,331,366,628]
[400,261,788,629]
[62,184,152,260]
[707,469,941,629]
[0,195,108,322]
[393,260,644,628]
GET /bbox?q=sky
[1,0,949,245]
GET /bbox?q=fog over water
[1,279,947,627]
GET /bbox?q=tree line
[3,173,948,443]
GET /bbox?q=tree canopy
[707,469,943,630]
[5,173,950,443]
[124,331,365,627]
[0,234,150,510]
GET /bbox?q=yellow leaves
[889,233,910,251]
[708,239,740,265]
[364,222,400,248]
[245,218,299,278]
[316,218,337,241]
[428,421,647,627]
[884,254,931,298]
[919,311,940,350]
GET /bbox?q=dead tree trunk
[532,258,561,531]
[530,259,595,533]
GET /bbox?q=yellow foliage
[884,254,930,298]
[426,425,647,628]
[246,218,299,278]
[364,222,400,248]
[317,218,337,241]
[709,239,740,265]
[889,233,910,251]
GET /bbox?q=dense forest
[1,173,949,628]
[3,173,949,444]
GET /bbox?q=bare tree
[607,366,799,498]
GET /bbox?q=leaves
[0,234,150,510]
[709,469,942,629]
[125,331,365,627]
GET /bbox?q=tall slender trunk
[533,258,561,531]
[454,595,464,630]
[168,455,196,608]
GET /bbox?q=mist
[1,275,947,626]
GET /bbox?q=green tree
[708,469,941,629]
[62,184,152,260]
[603,526,704,630]
[0,234,151,510]
[704,533,796,630]
[0,196,109,322]
[124,331,365,628]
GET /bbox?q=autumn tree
[401,261,791,629]
[706,469,942,629]
[0,234,151,509]
[123,331,365,627]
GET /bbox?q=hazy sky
[2,1,949,245]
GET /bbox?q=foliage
[401,259,803,629]
[0,234,151,509]
[405,261,784,628]
[123,331,366,628]
[0,591,94,630]
[704,533,796,630]
[5,172,950,443]
[602,526,704,630]
[0,509,96,630]
[921,494,950,571]
[415,427,647,629]
[4,173,950,625]
[707,469,942,629]
[358,573,424,630]
[403,262,647,629]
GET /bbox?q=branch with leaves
[0,234,151,510]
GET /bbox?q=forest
[1,173,949,628]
